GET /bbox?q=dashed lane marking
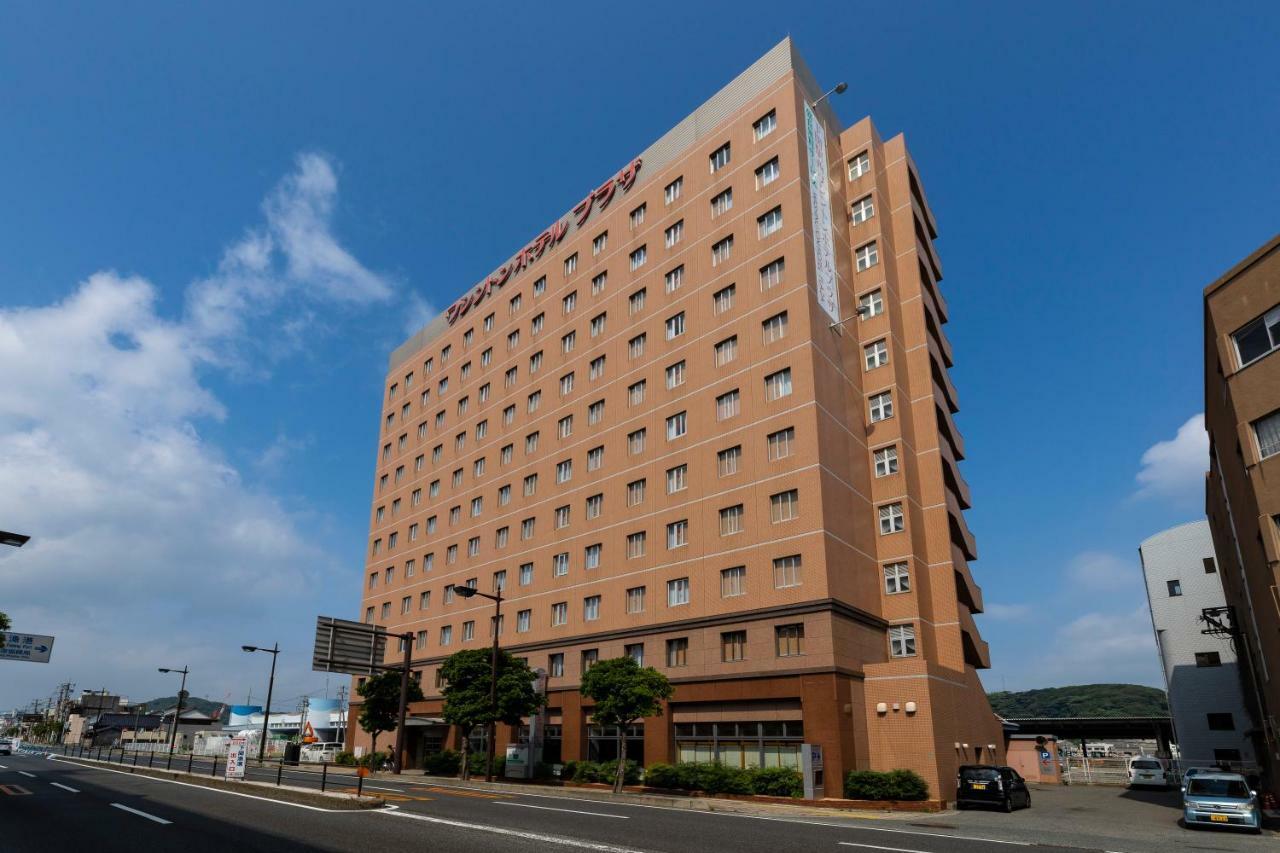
[839,843,934,853]
[110,803,172,825]
[495,801,630,819]
[378,808,650,852]
[0,785,33,796]
[17,771,36,778]
[50,783,80,793]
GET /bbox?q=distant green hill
[988,684,1168,718]
[142,696,231,723]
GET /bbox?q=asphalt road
[1,750,1272,853]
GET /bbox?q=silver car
[1182,772,1262,834]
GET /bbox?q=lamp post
[242,643,279,763]
[158,666,189,756]
[453,584,503,782]
[808,81,848,111]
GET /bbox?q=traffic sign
[1,633,55,664]
[312,616,389,676]
[225,736,248,779]
[302,721,317,743]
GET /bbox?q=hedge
[642,762,802,797]
[565,759,641,785]
[422,749,462,776]
[843,769,929,801]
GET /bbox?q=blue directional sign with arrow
[1,633,55,664]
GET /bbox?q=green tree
[440,648,543,780]
[579,656,674,793]
[356,670,424,762]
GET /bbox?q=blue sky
[1,1,1277,711]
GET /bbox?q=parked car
[955,765,1032,812]
[0,738,12,756]
[300,741,344,763]
[1182,771,1261,834]
[1128,756,1170,789]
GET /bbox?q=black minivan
[955,765,1031,812]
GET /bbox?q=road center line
[17,771,36,778]
[50,782,80,793]
[379,808,648,852]
[496,801,630,819]
[111,803,173,825]
[839,843,935,853]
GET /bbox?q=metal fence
[1061,755,1262,785]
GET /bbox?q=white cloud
[0,153,387,709]
[982,603,1033,622]
[402,290,438,338]
[1066,551,1142,591]
[1040,605,1161,686]
[1134,413,1209,505]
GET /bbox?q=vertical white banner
[804,102,840,325]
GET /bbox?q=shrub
[422,750,461,776]
[571,760,602,783]
[598,759,641,786]
[533,761,555,780]
[469,754,506,778]
[844,769,929,801]
[643,763,680,789]
[750,766,803,798]
[333,751,357,766]
[561,760,579,781]
[689,762,753,794]
[356,751,389,769]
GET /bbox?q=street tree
[440,648,543,779]
[579,656,674,792]
[356,670,423,762]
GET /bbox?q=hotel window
[666,360,686,389]
[848,151,870,180]
[1205,557,1217,574]
[586,494,603,520]
[519,562,533,585]
[860,286,880,317]
[551,602,567,626]
[625,643,644,666]
[375,506,386,524]
[629,287,646,315]
[719,505,745,536]
[851,194,875,224]
[626,586,646,614]
[757,206,783,238]
[470,497,483,517]
[668,577,690,606]
[756,157,779,188]
[475,419,488,440]
[874,446,899,477]
[721,630,746,662]
[505,367,517,388]
[664,264,684,293]
[440,625,453,646]
[709,142,731,173]
[500,445,513,467]
[529,315,542,337]
[712,284,736,315]
[495,526,509,548]
[553,552,569,576]
[760,257,784,289]
[666,638,688,667]
[627,531,646,558]
[664,176,683,204]
[889,625,916,657]
[711,188,733,217]
[666,411,688,440]
[583,596,600,621]
[628,333,646,359]
[564,253,578,276]
[869,391,893,422]
[561,331,576,355]
[630,245,647,271]
[587,445,604,470]
[444,584,456,604]
[628,380,646,406]
[630,203,646,228]
[420,589,431,609]
[381,442,391,461]
[1254,409,1280,459]
[589,356,605,380]
[584,541,602,567]
[452,468,463,488]
[716,389,741,420]
[423,357,433,375]
[628,429,646,455]
[717,445,742,476]
[856,241,879,271]
[441,344,452,365]
[721,565,746,597]
[764,368,792,401]
[776,624,804,657]
[368,571,378,589]
[427,515,438,533]
[415,629,427,649]
[503,404,515,426]
[549,653,564,676]
[714,336,738,367]
[380,601,391,620]
[884,562,910,594]
[761,311,788,344]
[405,558,416,578]
[665,311,686,340]
[864,339,888,370]
[588,400,605,426]
[666,464,688,494]
[1167,579,1182,597]
[509,293,522,315]
[773,554,802,588]
[753,108,777,140]
[389,383,399,401]
[667,520,689,549]
[417,423,427,440]
[408,522,419,541]
[592,231,608,256]
[592,272,607,295]
[558,415,573,439]
[395,465,406,483]
[563,290,577,314]
[879,503,905,534]
[521,517,536,539]
[582,649,599,671]
[516,610,531,633]
[423,552,435,571]
[770,489,800,523]
[463,330,474,348]
[456,396,469,417]
[1234,305,1280,367]
[556,459,572,483]
[711,235,734,266]
[527,390,541,414]
[478,381,490,402]
[664,220,684,248]
[529,350,543,373]
[559,372,574,396]
[627,479,646,506]
[467,537,480,557]
[590,312,606,337]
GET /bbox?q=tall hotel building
[353,39,999,797]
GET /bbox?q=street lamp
[453,584,503,782]
[242,643,279,763]
[808,81,848,111]
[0,531,30,548]
[158,666,189,756]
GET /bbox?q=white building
[1139,520,1257,769]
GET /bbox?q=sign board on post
[801,743,825,800]
[505,744,531,779]
[1,633,55,664]
[312,616,389,676]
[225,736,248,779]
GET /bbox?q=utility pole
[337,685,348,746]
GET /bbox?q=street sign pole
[393,633,411,774]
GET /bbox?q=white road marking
[379,808,649,852]
[839,843,935,853]
[110,803,172,824]
[496,801,630,819]
[17,771,35,778]
[50,782,80,793]
[0,763,7,769]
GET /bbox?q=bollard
[212,755,219,778]
[166,752,172,771]
[277,760,284,786]
[357,771,364,798]
[148,751,155,768]
[321,763,328,792]
[188,753,194,774]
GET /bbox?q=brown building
[350,38,1000,799]
[1204,233,1280,787]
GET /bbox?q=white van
[1128,756,1170,788]
[300,742,344,763]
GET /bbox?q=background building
[1139,520,1257,769]
[1205,233,1280,789]
[353,38,999,798]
